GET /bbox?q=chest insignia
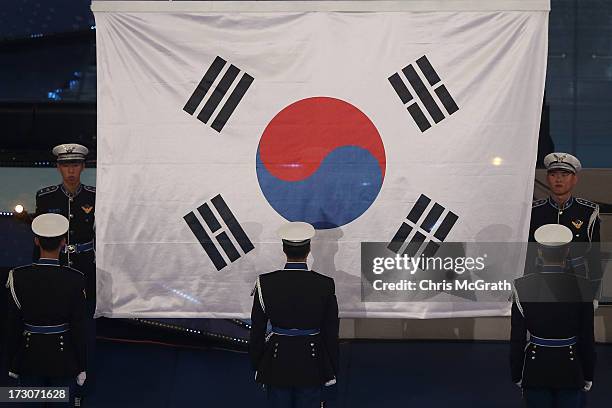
[572,219,583,229]
[81,205,94,214]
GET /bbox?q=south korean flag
[93,1,549,318]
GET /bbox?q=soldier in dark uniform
[35,144,96,311]
[4,214,87,407]
[34,143,95,405]
[511,224,595,408]
[250,222,339,408]
[528,153,602,303]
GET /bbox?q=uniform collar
[60,183,82,198]
[548,195,573,211]
[36,258,60,266]
[284,262,309,271]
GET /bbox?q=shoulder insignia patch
[83,185,96,193]
[532,198,547,208]
[37,185,59,196]
[575,198,598,210]
[10,264,32,273]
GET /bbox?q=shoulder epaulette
[513,274,539,293]
[36,185,59,197]
[10,264,33,273]
[575,198,598,210]
[64,266,85,277]
[83,185,96,193]
[262,270,280,277]
[515,273,539,282]
[309,271,336,290]
[532,198,547,208]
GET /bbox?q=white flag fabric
[93,1,549,318]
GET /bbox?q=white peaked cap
[534,224,573,248]
[277,222,316,246]
[52,143,89,163]
[32,213,69,238]
[543,152,581,174]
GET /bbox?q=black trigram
[389,56,459,132]
[183,56,254,132]
[184,194,254,270]
[388,194,459,257]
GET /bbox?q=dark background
[1,0,612,166]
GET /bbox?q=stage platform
[82,340,611,407]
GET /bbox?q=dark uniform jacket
[249,262,339,387]
[510,267,595,389]
[4,259,87,377]
[35,184,96,256]
[529,196,602,298]
[35,184,96,307]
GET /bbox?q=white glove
[325,377,336,387]
[76,371,87,386]
[583,381,592,392]
[8,371,19,379]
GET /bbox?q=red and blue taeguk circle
[256,97,386,229]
